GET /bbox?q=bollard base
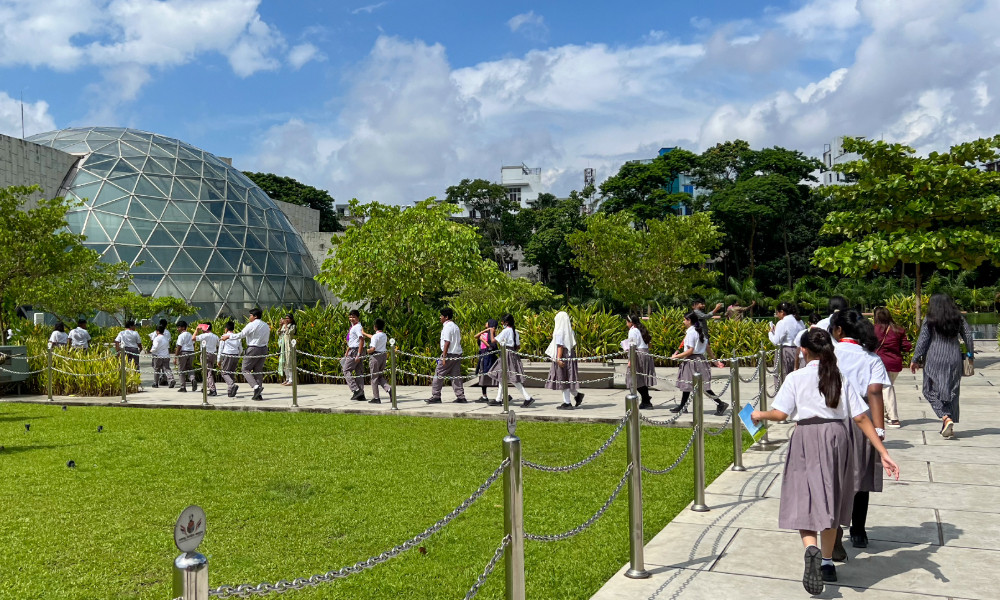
[731,465,747,472]
[625,568,651,579]
[750,441,783,451]
[691,503,710,512]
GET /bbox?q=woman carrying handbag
[873,307,912,428]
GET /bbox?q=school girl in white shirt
[487,314,535,408]
[545,311,584,409]
[49,323,68,348]
[752,328,898,594]
[624,314,657,409]
[769,302,806,380]
[670,312,728,415]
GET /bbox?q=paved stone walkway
[591,350,1000,600]
[1,363,749,427]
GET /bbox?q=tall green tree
[567,212,722,308]
[243,172,342,232]
[520,192,588,297]
[316,199,486,308]
[812,135,1000,323]
[444,178,520,264]
[600,149,699,222]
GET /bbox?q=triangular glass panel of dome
[88,152,119,165]
[116,244,141,266]
[151,134,177,147]
[143,157,173,175]
[93,184,127,205]
[101,246,120,265]
[194,204,219,224]
[81,217,110,243]
[146,223,178,246]
[177,145,202,161]
[115,221,143,246]
[96,197,129,215]
[187,247,212,267]
[123,156,147,171]
[288,276,303,299]
[174,176,200,197]
[193,224,219,245]
[215,229,241,249]
[264,252,283,274]
[287,256,304,276]
[191,277,224,303]
[83,161,116,179]
[60,142,93,155]
[168,250,201,274]
[218,248,243,270]
[130,218,155,244]
[267,231,284,251]
[203,162,226,180]
[175,159,201,177]
[257,279,279,303]
[146,142,174,159]
[127,199,157,220]
[131,274,163,295]
[155,277,186,299]
[134,196,165,220]
[146,174,174,196]
[242,252,264,274]
[110,159,139,177]
[244,230,265,251]
[170,179,196,201]
[223,203,245,226]
[131,248,163,273]
[247,190,270,210]
[160,202,190,223]
[246,207,266,228]
[201,180,224,201]
[92,211,125,237]
[65,211,87,232]
[119,130,151,142]
[174,201,198,221]
[84,243,109,256]
[106,175,138,196]
[134,175,166,198]
[86,131,116,142]
[118,142,149,157]
[207,250,233,273]
[244,275,264,296]
[85,141,118,155]
[184,227,213,247]
[71,180,103,199]
[228,179,248,198]
[72,170,102,187]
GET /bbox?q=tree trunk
[747,219,757,278]
[915,263,922,326]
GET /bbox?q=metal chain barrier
[523,413,629,472]
[513,350,626,362]
[520,372,618,385]
[463,535,511,600]
[706,411,735,436]
[639,411,685,427]
[0,365,47,375]
[524,463,632,542]
[52,353,119,362]
[208,459,509,598]
[644,351,765,364]
[737,368,760,383]
[641,427,698,475]
[396,368,481,382]
[395,348,497,361]
[295,366,388,381]
[50,367,121,377]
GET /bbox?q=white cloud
[351,2,387,15]
[287,43,322,70]
[243,0,1000,204]
[507,10,548,40]
[0,91,57,137]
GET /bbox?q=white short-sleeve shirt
[440,320,463,355]
[196,332,220,354]
[219,336,244,356]
[150,334,170,357]
[347,323,363,348]
[49,330,68,346]
[835,340,892,398]
[115,329,141,348]
[176,331,195,352]
[370,331,387,353]
[683,326,708,355]
[627,327,648,350]
[68,327,91,348]
[771,361,870,421]
[496,326,520,348]
[769,314,806,346]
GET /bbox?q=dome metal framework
[27,127,325,317]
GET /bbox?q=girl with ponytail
[829,309,892,553]
[670,312,729,415]
[625,314,657,409]
[752,328,898,594]
[487,314,535,408]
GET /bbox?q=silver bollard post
[173,505,208,600]
[757,350,770,446]
[624,393,650,579]
[120,348,128,404]
[389,344,398,411]
[47,346,53,401]
[200,346,209,406]
[691,373,709,512]
[290,339,299,408]
[502,412,526,600]
[628,342,638,395]
[730,352,745,471]
[500,346,510,413]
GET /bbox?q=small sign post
[173,505,208,600]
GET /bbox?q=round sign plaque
[174,505,206,552]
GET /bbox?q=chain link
[51,353,119,362]
[0,365,47,375]
[520,372,618,385]
[463,535,510,600]
[737,368,760,383]
[523,413,629,472]
[395,368,481,382]
[49,367,121,377]
[639,411,685,427]
[513,350,626,362]
[706,411,735,436]
[642,427,697,475]
[395,348,497,361]
[524,463,632,542]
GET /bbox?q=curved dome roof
[26,127,324,317]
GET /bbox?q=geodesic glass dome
[26,127,325,317]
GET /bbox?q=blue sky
[2,0,998,204]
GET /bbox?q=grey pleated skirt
[779,418,856,532]
[628,348,658,388]
[545,346,579,390]
[488,348,525,385]
[780,345,799,376]
[851,418,884,493]
[676,354,712,393]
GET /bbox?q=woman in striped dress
[910,293,974,439]
[546,311,585,409]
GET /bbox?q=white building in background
[822,136,862,185]
[501,163,542,208]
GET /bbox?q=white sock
[515,383,531,400]
[562,389,572,404]
[821,558,833,566]
[495,387,505,402]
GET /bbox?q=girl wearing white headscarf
[545,311,585,409]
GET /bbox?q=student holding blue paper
[752,329,899,595]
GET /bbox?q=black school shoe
[522,397,535,408]
[557,403,573,410]
[191,381,198,392]
[230,385,239,397]
[452,398,468,403]
[850,532,868,548]
[476,396,489,403]
[574,392,585,406]
[714,401,729,416]
[638,401,653,410]
[369,398,381,404]
[821,563,837,582]
[252,387,263,401]
[208,390,218,397]
[802,546,824,595]
[425,397,442,404]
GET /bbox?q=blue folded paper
[739,402,765,439]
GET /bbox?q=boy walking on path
[68,319,91,350]
[342,309,366,401]
[174,321,198,393]
[222,308,271,401]
[218,321,243,397]
[114,320,142,369]
[150,325,175,388]
[427,307,467,404]
[365,319,391,404]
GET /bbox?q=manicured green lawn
[0,403,738,599]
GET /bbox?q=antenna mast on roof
[20,90,25,139]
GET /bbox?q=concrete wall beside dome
[0,133,79,209]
